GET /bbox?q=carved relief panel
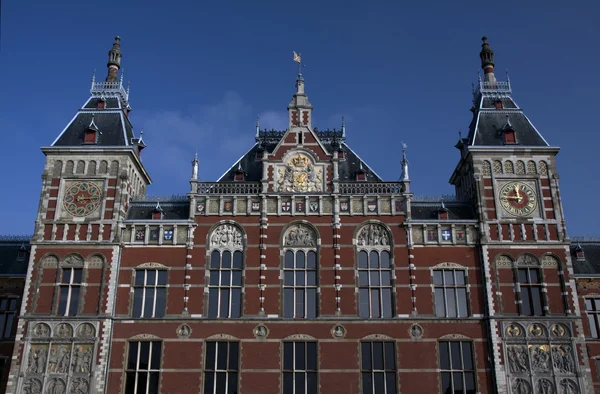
[20,322,98,394]
[275,152,324,193]
[502,321,582,394]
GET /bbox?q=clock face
[499,182,537,217]
[63,181,103,217]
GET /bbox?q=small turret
[106,36,122,82]
[479,36,497,83]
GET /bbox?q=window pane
[63,269,72,283]
[453,372,464,393]
[518,269,527,283]
[208,288,219,318]
[435,288,446,317]
[155,288,166,317]
[371,289,380,318]
[529,269,539,283]
[284,289,294,318]
[228,372,238,393]
[220,289,230,317]
[359,271,369,286]
[146,270,156,286]
[450,342,462,369]
[139,342,150,370]
[307,342,317,371]
[462,342,473,370]
[296,271,305,286]
[133,288,143,317]
[211,251,220,269]
[209,270,220,286]
[205,342,216,370]
[125,372,136,394]
[295,371,305,394]
[157,271,168,286]
[380,251,390,268]
[3,314,12,338]
[446,289,457,318]
[149,373,160,394]
[307,372,317,393]
[203,372,214,394]
[8,299,16,311]
[284,271,294,285]
[594,299,600,310]
[455,271,466,285]
[127,342,138,370]
[230,289,241,318]
[457,288,468,317]
[361,342,372,370]
[307,251,317,269]
[0,300,7,310]
[217,342,228,370]
[69,287,80,316]
[359,289,370,318]
[307,271,317,286]
[143,288,155,317]
[585,299,593,310]
[588,315,599,338]
[372,342,384,370]
[296,251,305,269]
[229,343,239,370]
[285,251,294,268]
[521,289,532,315]
[232,271,242,286]
[384,342,395,369]
[221,270,231,286]
[386,372,397,394]
[73,269,83,283]
[369,252,379,268]
[374,372,385,393]
[283,372,293,394]
[295,342,306,369]
[434,271,444,285]
[444,270,455,285]
[233,251,243,269]
[222,251,231,269]
[531,287,543,315]
[295,289,305,318]
[358,251,368,268]
[381,271,391,286]
[370,271,380,286]
[137,372,148,394]
[283,342,293,370]
[441,372,452,394]
[58,287,69,315]
[216,372,226,393]
[382,289,393,318]
[465,372,476,394]
[439,342,450,370]
[151,342,161,369]
[307,289,317,318]
[362,372,373,394]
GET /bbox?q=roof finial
[106,36,122,83]
[255,115,260,138]
[341,116,346,137]
[120,68,124,86]
[479,36,496,83]
[400,142,409,182]
[88,115,99,132]
[91,69,96,86]
[237,162,243,171]
[191,150,199,180]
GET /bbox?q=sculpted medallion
[277,153,323,193]
[284,224,316,247]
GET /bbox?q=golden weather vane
[293,51,304,74]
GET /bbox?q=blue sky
[0,0,598,236]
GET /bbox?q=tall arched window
[356,223,393,318]
[207,224,244,318]
[56,254,85,316]
[282,224,318,319]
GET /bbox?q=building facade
[5,36,598,394]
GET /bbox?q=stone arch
[207,221,245,251]
[540,253,560,268]
[62,253,85,267]
[65,160,74,175]
[432,262,467,269]
[361,334,393,340]
[493,160,502,174]
[504,160,514,174]
[516,253,540,266]
[205,333,239,341]
[40,254,60,268]
[136,262,167,269]
[86,253,106,269]
[538,160,548,176]
[99,160,108,174]
[129,333,161,340]
[281,221,319,248]
[76,160,85,174]
[354,221,392,248]
[52,161,63,177]
[109,160,119,176]
[527,160,537,174]
[284,334,316,340]
[481,160,491,175]
[516,160,525,175]
[439,333,471,340]
[87,160,97,175]
[494,254,514,267]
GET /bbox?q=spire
[288,53,313,129]
[479,36,496,83]
[400,142,410,182]
[341,116,346,137]
[255,115,260,138]
[191,151,199,180]
[106,36,122,83]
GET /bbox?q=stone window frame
[359,336,398,394]
[52,253,88,317]
[124,335,163,394]
[281,340,318,394]
[430,263,471,318]
[202,338,240,394]
[512,254,547,316]
[280,221,321,320]
[437,338,477,394]
[205,221,247,319]
[584,297,600,338]
[130,264,169,319]
[354,221,395,319]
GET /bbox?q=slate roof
[126,201,191,221]
[467,90,549,147]
[218,131,383,182]
[571,240,600,276]
[411,202,476,221]
[0,237,30,277]
[53,112,135,147]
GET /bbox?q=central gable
[274,150,325,193]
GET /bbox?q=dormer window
[438,202,449,220]
[98,98,106,109]
[83,116,99,144]
[494,99,503,109]
[575,246,585,261]
[17,245,28,261]
[503,129,516,144]
[234,163,245,181]
[356,165,366,181]
[152,202,164,220]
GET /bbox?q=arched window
[207,224,244,318]
[515,254,545,316]
[356,223,393,318]
[56,254,85,316]
[282,224,318,319]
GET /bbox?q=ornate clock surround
[59,179,106,220]
[274,150,325,193]
[496,179,540,218]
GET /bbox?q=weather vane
[293,51,305,75]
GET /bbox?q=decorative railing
[90,81,129,102]
[0,235,32,242]
[338,182,403,195]
[475,80,512,96]
[197,182,262,194]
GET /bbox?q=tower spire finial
[106,36,122,83]
[479,36,497,83]
[255,115,260,138]
[341,116,346,137]
[191,150,199,180]
[400,142,409,182]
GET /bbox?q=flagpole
[298,53,302,75]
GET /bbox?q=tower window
[58,268,82,316]
[503,129,516,144]
[84,130,97,144]
[494,99,503,109]
[298,131,303,145]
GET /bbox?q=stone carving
[507,345,529,373]
[32,323,51,338]
[46,377,66,394]
[516,161,525,175]
[55,323,73,338]
[559,379,578,394]
[496,255,513,267]
[206,334,238,340]
[23,377,43,394]
[433,262,465,269]
[356,224,390,247]
[576,278,600,291]
[72,345,92,373]
[63,254,84,266]
[177,324,192,338]
[529,323,545,337]
[440,333,469,340]
[530,345,550,373]
[253,325,268,339]
[130,333,160,340]
[552,345,575,374]
[482,161,491,175]
[511,378,531,394]
[542,255,559,267]
[284,224,316,247]
[76,323,95,338]
[87,255,104,268]
[539,161,548,176]
[41,256,59,268]
[362,334,393,340]
[331,325,346,339]
[70,377,89,394]
[537,378,554,394]
[409,324,423,339]
[277,154,323,192]
[137,262,166,269]
[504,161,514,174]
[209,224,243,249]
[551,324,568,338]
[517,254,539,266]
[506,324,523,337]
[284,334,316,340]
[27,346,48,374]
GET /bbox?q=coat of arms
[224,201,233,212]
[251,202,260,211]
[340,201,349,212]
[367,201,377,212]
[277,154,323,192]
[196,202,205,213]
[282,201,291,212]
[310,201,319,212]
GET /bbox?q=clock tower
[8,37,151,394]
[450,37,589,393]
